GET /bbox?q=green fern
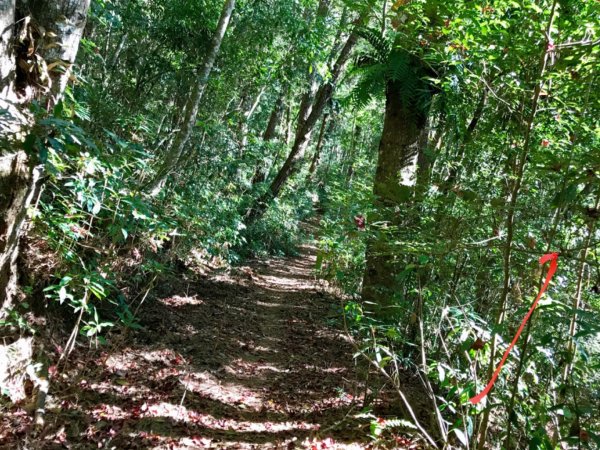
[357,28,391,64]
[345,63,386,109]
[385,50,411,82]
[347,28,434,114]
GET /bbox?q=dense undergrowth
[7,97,311,339]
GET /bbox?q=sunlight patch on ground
[134,435,367,450]
[302,438,366,450]
[139,349,186,364]
[141,401,319,433]
[126,434,365,450]
[104,351,140,372]
[90,404,129,421]
[226,359,290,375]
[302,365,347,374]
[310,394,356,409]
[159,295,204,307]
[88,380,151,397]
[259,274,316,289]
[182,371,264,410]
[234,339,277,354]
[105,348,185,371]
[102,348,188,391]
[252,345,274,353]
[254,300,286,308]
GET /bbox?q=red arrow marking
[470,252,559,405]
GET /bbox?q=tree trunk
[443,87,487,190]
[361,79,432,319]
[1,0,90,313]
[0,0,90,408]
[381,0,388,34]
[102,31,128,88]
[297,79,319,129]
[3,0,89,126]
[0,1,16,101]
[238,86,266,150]
[32,0,90,105]
[283,0,330,161]
[285,100,293,145]
[148,0,236,193]
[251,91,285,185]
[0,151,32,313]
[246,26,361,222]
[307,113,329,178]
[263,91,284,141]
[345,122,361,185]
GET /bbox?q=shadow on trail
[28,243,378,449]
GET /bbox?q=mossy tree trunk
[362,78,432,320]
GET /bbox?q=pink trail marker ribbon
[469,252,559,405]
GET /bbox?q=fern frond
[357,27,391,63]
[351,31,435,114]
[354,54,378,69]
[344,64,386,109]
[385,49,410,82]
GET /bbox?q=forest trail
[19,239,381,449]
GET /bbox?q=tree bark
[307,113,329,178]
[361,79,432,319]
[0,151,31,312]
[0,0,90,412]
[3,0,90,126]
[1,0,90,315]
[284,100,293,145]
[443,87,487,189]
[148,0,236,193]
[295,80,318,144]
[29,0,90,105]
[102,31,128,88]
[0,0,16,101]
[285,0,331,159]
[344,122,361,185]
[263,91,284,141]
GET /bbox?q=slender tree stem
[476,2,559,448]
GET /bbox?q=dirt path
[13,241,383,449]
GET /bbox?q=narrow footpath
[13,241,388,449]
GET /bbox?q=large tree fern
[347,28,436,118]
